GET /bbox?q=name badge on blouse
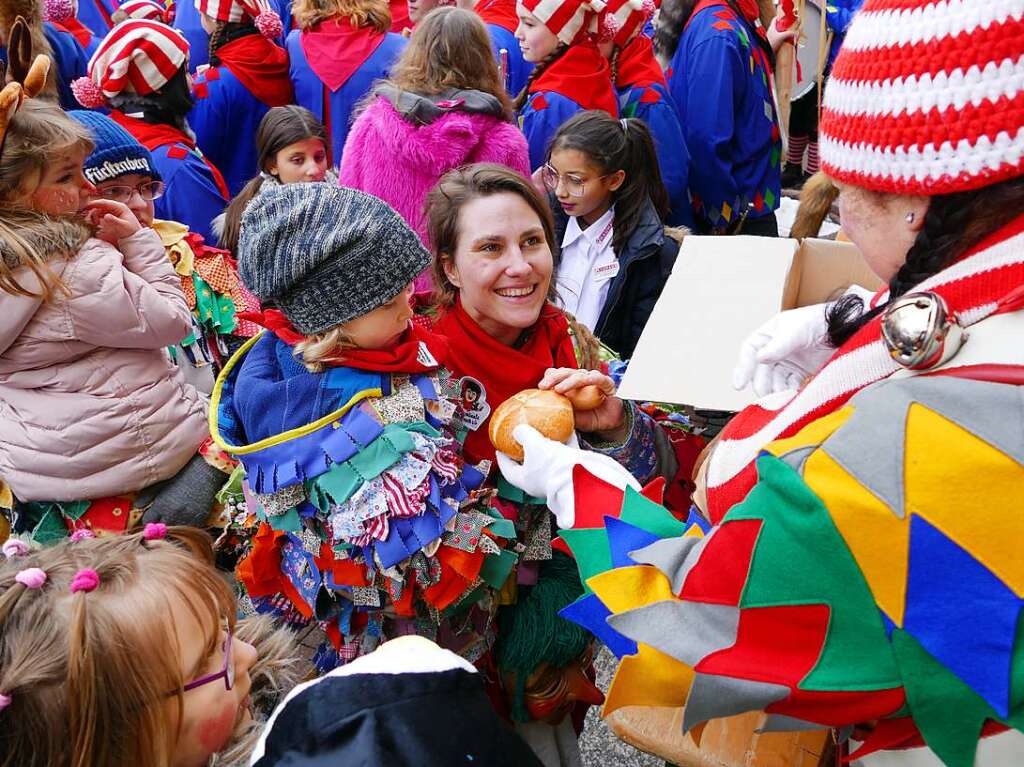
[592,261,620,282]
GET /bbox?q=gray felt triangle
[608,599,739,667]
[681,673,789,733]
[629,530,711,594]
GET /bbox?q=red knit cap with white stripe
[600,0,655,48]
[117,0,173,23]
[521,0,608,45]
[820,0,1024,196]
[75,19,188,106]
[193,0,283,37]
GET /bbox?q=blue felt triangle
[560,592,638,659]
[605,515,662,570]
[686,505,711,534]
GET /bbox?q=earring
[906,212,916,223]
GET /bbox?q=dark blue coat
[286,29,406,164]
[667,2,781,232]
[190,66,271,197]
[41,23,89,111]
[551,196,678,359]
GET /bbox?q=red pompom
[71,77,107,109]
[599,13,621,43]
[255,10,283,39]
[44,0,74,22]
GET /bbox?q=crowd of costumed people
[0,0,1021,765]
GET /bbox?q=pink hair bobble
[69,569,100,594]
[0,694,11,711]
[71,77,107,109]
[2,539,29,558]
[14,568,47,589]
[143,522,168,541]
[70,529,96,543]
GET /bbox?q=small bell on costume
[881,291,967,371]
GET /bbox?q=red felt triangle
[680,517,762,604]
[571,464,628,529]
[641,476,666,504]
[766,685,906,729]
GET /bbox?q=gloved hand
[732,286,876,397]
[495,424,640,529]
[140,454,226,527]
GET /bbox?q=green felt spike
[267,507,302,533]
[496,474,546,505]
[619,486,687,538]
[479,549,518,589]
[32,506,69,545]
[728,455,901,691]
[891,629,992,767]
[559,528,612,595]
[484,517,517,540]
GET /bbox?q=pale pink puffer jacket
[0,218,208,501]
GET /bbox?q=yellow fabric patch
[765,405,854,459]
[588,566,675,614]
[0,480,12,510]
[904,403,1024,596]
[604,642,695,716]
[153,219,195,276]
[803,448,910,626]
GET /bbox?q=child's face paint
[442,192,553,346]
[168,600,257,767]
[340,283,415,350]
[26,146,93,216]
[268,138,328,184]
[515,4,559,62]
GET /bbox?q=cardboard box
[617,236,882,412]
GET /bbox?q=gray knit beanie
[237,184,431,334]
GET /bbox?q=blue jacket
[190,66,272,197]
[826,0,864,68]
[618,81,693,229]
[149,142,230,245]
[41,23,89,111]
[667,2,781,232]
[75,0,115,38]
[487,24,532,98]
[287,29,406,164]
[551,196,678,359]
[520,91,588,170]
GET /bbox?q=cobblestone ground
[580,646,663,767]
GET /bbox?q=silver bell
[881,291,966,371]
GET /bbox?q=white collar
[561,206,615,250]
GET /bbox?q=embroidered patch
[452,376,491,432]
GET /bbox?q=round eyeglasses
[99,180,166,204]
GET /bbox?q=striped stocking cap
[193,0,283,37]
[521,0,608,45]
[116,0,175,23]
[820,0,1024,196]
[600,0,656,48]
[72,19,188,107]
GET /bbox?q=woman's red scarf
[616,35,667,90]
[241,308,449,374]
[476,0,519,33]
[51,18,93,48]
[433,298,577,464]
[531,42,618,116]
[215,34,294,107]
[300,18,386,92]
[110,111,231,200]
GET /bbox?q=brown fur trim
[791,172,840,240]
[664,225,689,244]
[0,212,91,270]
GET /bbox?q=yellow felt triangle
[587,565,675,614]
[603,641,695,715]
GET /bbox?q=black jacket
[552,196,679,359]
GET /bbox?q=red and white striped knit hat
[193,0,283,38]
[117,0,175,23]
[71,19,188,107]
[521,0,608,46]
[820,0,1024,196]
[600,0,655,48]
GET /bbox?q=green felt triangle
[496,474,546,505]
[727,454,901,691]
[619,486,687,538]
[484,517,517,540]
[891,629,991,767]
[479,549,518,589]
[267,507,303,533]
[60,500,91,522]
[32,506,69,545]
[560,528,611,595]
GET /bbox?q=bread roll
[565,384,605,412]
[489,388,575,462]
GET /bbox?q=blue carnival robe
[75,0,116,38]
[190,66,271,197]
[150,143,229,245]
[174,0,293,70]
[667,1,781,232]
[41,23,89,111]
[286,30,406,164]
[487,24,532,98]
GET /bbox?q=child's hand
[81,199,143,244]
[538,367,626,439]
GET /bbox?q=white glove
[495,424,640,529]
[732,285,875,397]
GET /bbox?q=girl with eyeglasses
[543,111,680,360]
[0,524,309,767]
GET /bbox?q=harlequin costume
[543,3,1024,764]
[516,0,618,169]
[73,20,231,244]
[603,0,693,228]
[476,0,533,97]
[286,17,406,165]
[189,0,294,196]
[667,0,781,233]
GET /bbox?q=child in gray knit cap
[211,183,506,669]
